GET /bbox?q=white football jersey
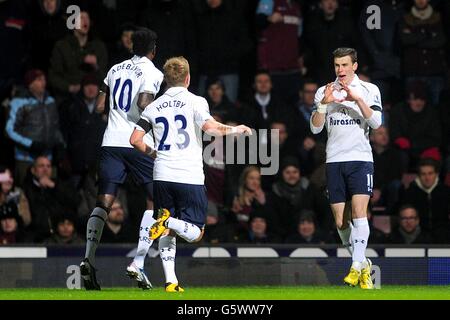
[311,75,382,163]
[102,55,163,148]
[139,87,213,185]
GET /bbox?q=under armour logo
[354,239,365,244]
[88,229,98,234]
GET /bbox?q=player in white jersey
[310,48,382,289]
[130,57,252,292]
[80,28,163,290]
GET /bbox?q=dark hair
[333,47,358,63]
[417,157,440,173]
[302,78,318,88]
[398,204,418,217]
[132,28,157,57]
[254,69,271,79]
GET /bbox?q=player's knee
[192,229,205,243]
[335,220,347,230]
[95,201,111,214]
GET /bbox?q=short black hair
[398,204,418,217]
[132,28,157,57]
[418,158,440,173]
[333,47,358,63]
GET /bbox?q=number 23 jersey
[102,55,163,148]
[139,87,213,185]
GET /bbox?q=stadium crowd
[0,0,449,245]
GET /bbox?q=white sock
[133,210,155,269]
[166,217,201,243]
[337,226,353,255]
[351,217,370,268]
[159,235,178,284]
[85,207,108,267]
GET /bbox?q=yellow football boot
[359,259,374,289]
[165,282,185,293]
[149,208,171,240]
[344,267,361,287]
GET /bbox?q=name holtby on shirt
[156,100,186,112]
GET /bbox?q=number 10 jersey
[102,55,163,148]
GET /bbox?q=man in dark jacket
[23,156,79,243]
[389,81,442,171]
[5,69,65,186]
[270,156,332,239]
[239,71,293,131]
[139,0,196,72]
[399,158,450,243]
[59,73,107,187]
[359,0,405,105]
[48,10,108,101]
[193,0,251,102]
[388,205,431,244]
[304,0,360,85]
[29,0,68,72]
[400,0,447,105]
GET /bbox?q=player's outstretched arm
[202,119,252,136]
[129,128,156,158]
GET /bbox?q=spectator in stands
[255,0,303,105]
[201,201,235,244]
[0,201,27,244]
[270,121,298,161]
[236,212,281,244]
[270,156,332,239]
[239,71,292,131]
[0,166,31,227]
[59,73,107,188]
[370,126,406,214]
[400,0,447,105]
[389,80,442,171]
[205,78,237,123]
[29,0,68,72]
[48,10,108,101]
[0,0,29,103]
[388,205,431,244]
[23,156,78,242]
[399,158,450,243]
[293,79,327,175]
[359,0,405,105]
[101,199,135,243]
[45,213,84,245]
[108,22,136,67]
[139,0,196,72]
[304,0,360,86]
[284,210,328,244]
[231,166,271,234]
[5,69,65,186]
[193,0,251,102]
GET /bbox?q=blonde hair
[163,56,190,87]
[237,166,261,205]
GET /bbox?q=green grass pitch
[1,286,450,300]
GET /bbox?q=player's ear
[185,74,190,88]
[353,62,358,72]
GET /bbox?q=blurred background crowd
[0,0,449,245]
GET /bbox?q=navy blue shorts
[326,161,374,204]
[98,146,154,197]
[153,180,207,228]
